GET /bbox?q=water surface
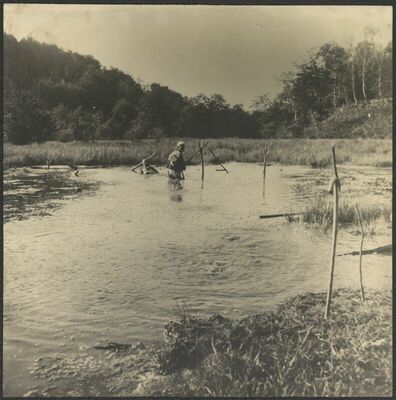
[4,163,392,396]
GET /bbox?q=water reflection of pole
[325,144,341,319]
[199,139,205,188]
[354,204,365,302]
[262,143,267,202]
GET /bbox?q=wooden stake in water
[263,143,267,179]
[199,139,205,188]
[263,143,268,201]
[325,144,341,319]
[354,204,366,302]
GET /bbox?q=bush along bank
[132,289,391,397]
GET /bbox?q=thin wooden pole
[263,143,268,202]
[199,139,205,188]
[263,143,267,179]
[354,204,365,302]
[325,144,340,319]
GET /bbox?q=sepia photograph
[3,3,393,397]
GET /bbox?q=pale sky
[4,4,392,108]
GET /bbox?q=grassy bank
[138,289,391,397]
[4,138,392,169]
[306,98,392,139]
[25,289,392,397]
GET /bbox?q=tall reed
[4,138,392,168]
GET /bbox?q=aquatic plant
[287,197,391,231]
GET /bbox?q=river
[4,163,392,396]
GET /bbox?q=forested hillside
[3,31,392,144]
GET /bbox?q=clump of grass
[159,313,233,373]
[288,197,390,231]
[144,289,391,397]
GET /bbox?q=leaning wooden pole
[325,144,341,319]
[354,204,366,302]
[209,149,229,173]
[185,141,209,163]
[199,139,205,188]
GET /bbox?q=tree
[293,59,333,125]
[278,72,298,120]
[374,40,392,100]
[228,104,260,138]
[316,43,350,109]
[4,86,54,144]
[104,98,136,139]
[354,28,378,102]
[381,42,392,98]
[249,93,272,113]
[347,42,359,104]
[176,98,211,138]
[68,107,103,141]
[134,83,188,137]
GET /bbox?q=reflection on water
[4,163,392,396]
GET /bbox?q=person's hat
[176,141,185,148]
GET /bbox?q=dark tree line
[3,31,392,144]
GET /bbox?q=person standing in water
[167,141,186,187]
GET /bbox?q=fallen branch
[259,212,304,219]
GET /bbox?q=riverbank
[4,138,392,169]
[25,288,392,397]
[145,289,392,397]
